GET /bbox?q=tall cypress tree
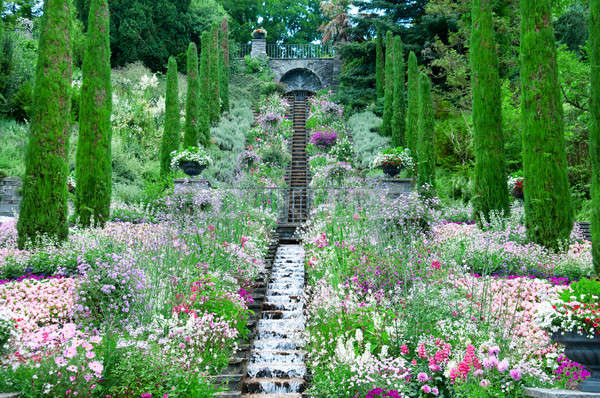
[184,42,200,148]
[382,31,394,137]
[520,0,573,249]
[209,25,220,124]
[199,32,211,147]
[590,0,600,273]
[376,29,385,101]
[391,36,406,147]
[220,18,230,113]
[76,0,112,228]
[160,57,180,174]
[471,0,509,223]
[406,51,419,168]
[417,72,435,196]
[17,0,72,248]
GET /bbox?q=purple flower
[417,372,429,382]
[509,368,522,381]
[497,359,509,373]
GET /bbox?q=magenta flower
[417,372,430,382]
[509,368,522,381]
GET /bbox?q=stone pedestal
[0,177,22,217]
[376,178,413,199]
[525,388,600,398]
[251,38,267,58]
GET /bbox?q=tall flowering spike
[406,51,419,171]
[376,29,385,100]
[184,42,200,147]
[520,0,573,249]
[17,0,72,248]
[382,31,394,137]
[591,0,600,273]
[76,0,112,227]
[471,0,509,223]
[160,56,180,175]
[391,35,406,147]
[417,72,435,196]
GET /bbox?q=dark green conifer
[199,32,211,147]
[376,29,385,100]
[160,57,180,174]
[184,42,200,147]
[590,0,600,273]
[76,0,112,227]
[471,0,509,223]
[17,0,72,248]
[209,25,220,124]
[391,36,406,147]
[406,51,419,168]
[520,0,573,249]
[417,72,435,196]
[381,31,394,137]
[220,18,230,113]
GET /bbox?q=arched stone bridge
[248,40,342,93]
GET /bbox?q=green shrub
[349,111,390,169]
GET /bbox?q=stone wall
[0,177,22,217]
[269,58,342,92]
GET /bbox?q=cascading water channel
[242,244,306,397]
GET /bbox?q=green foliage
[554,2,588,54]
[375,30,384,100]
[470,0,509,223]
[391,35,406,147]
[350,111,390,169]
[406,51,419,166]
[184,42,200,147]
[334,41,377,113]
[209,25,221,124]
[199,31,211,147]
[17,0,72,248]
[160,57,181,175]
[382,31,394,137]
[417,72,435,195]
[76,0,113,228]
[559,278,600,304]
[520,0,573,250]
[591,0,600,273]
[220,18,230,113]
[0,118,27,178]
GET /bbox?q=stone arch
[279,68,322,93]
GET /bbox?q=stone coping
[525,388,600,397]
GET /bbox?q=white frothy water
[246,245,306,393]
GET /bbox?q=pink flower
[141,394,152,398]
[480,379,491,388]
[509,368,522,381]
[497,359,509,373]
[421,385,432,394]
[417,372,429,382]
[88,360,103,376]
[85,351,96,359]
[431,387,439,395]
[431,260,441,270]
[54,356,67,367]
[63,345,77,359]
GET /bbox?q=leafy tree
[184,42,200,147]
[76,0,112,227]
[160,57,180,175]
[470,0,509,222]
[375,30,384,101]
[17,0,72,248]
[391,35,405,147]
[417,72,435,196]
[351,0,429,37]
[554,1,588,54]
[590,0,600,273]
[209,25,220,124]
[520,0,573,249]
[199,31,211,147]
[382,31,394,137]
[220,17,229,113]
[406,51,419,164]
[334,40,376,112]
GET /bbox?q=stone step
[243,378,307,393]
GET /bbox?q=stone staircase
[0,177,22,218]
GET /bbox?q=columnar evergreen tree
[184,42,200,147]
[520,0,573,249]
[76,0,112,228]
[160,57,180,175]
[199,32,211,146]
[470,0,509,223]
[406,51,419,167]
[381,31,394,137]
[391,36,406,147]
[220,17,230,113]
[376,29,385,101]
[17,0,72,248]
[209,25,221,124]
[590,0,600,273]
[417,72,435,196]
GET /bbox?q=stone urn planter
[180,161,206,177]
[381,164,403,178]
[512,190,524,200]
[552,331,600,392]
